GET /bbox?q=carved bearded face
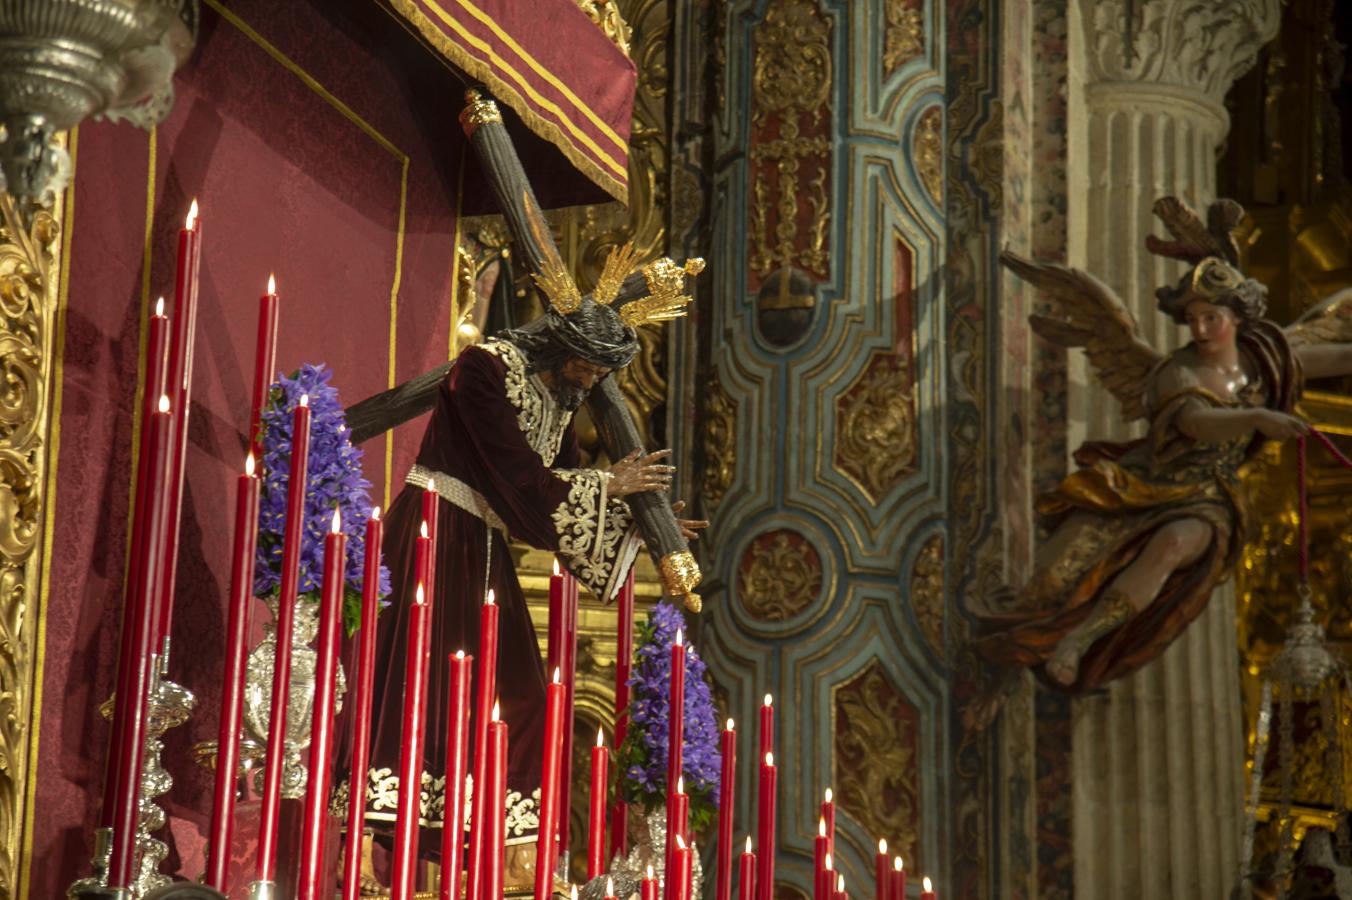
[552,357,612,411]
[1184,299,1239,358]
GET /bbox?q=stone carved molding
[882,0,924,75]
[834,351,915,502]
[1086,0,1282,102]
[700,370,735,513]
[910,536,944,659]
[736,530,822,622]
[833,661,921,865]
[748,0,832,282]
[0,190,60,900]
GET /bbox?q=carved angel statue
[968,196,1352,718]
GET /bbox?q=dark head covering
[1156,256,1269,326]
[498,298,639,373]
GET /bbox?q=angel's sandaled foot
[1046,643,1083,686]
[1044,589,1136,688]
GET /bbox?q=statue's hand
[607,448,675,497]
[1250,409,1309,440]
[671,500,709,542]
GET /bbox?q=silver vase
[236,594,346,799]
[587,806,703,900]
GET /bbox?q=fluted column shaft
[1064,1,1280,898]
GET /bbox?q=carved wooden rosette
[0,190,62,899]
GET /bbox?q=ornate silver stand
[586,807,703,900]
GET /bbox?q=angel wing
[1001,250,1164,421]
[1285,286,1352,347]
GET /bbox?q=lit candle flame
[606,878,614,897]
[596,726,604,748]
[893,858,903,872]
[647,864,655,879]
[745,836,752,854]
[922,878,932,892]
[486,589,496,606]
[764,693,773,707]
[727,717,735,731]
[299,393,310,408]
[186,199,198,229]
[824,787,832,803]
[371,505,381,521]
[677,775,684,794]
[818,817,826,837]
[878,838,887,854]
[551,667,561,684]
[245,453,256,477]
[416,583,425,605]
[553,558,560,577]
[155,296,165,316]
[331,509,342,533]
[158,394,170,414]
[571,887,578,900]
[675,835,686,850]
[456,649,465,659]
[420,521,429,539]
[825,852,833,870]
[491,700,500,721]
[268,273,276,294]
[765,752,773,766]
[675,627,683,646]
[836,875,845,893]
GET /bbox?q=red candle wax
[890,858,906,900]
[670,835,692,900]
[717,719,736,900]
[441,651,474,900]
[155,201,203,650]
[813,819,830,900]
[834,874,847,900]
[643,864,659,900]
[342,508,384,900]
[249,276,279,463]
[483,709,508,900]
[611,571,636,859]
[545,562,565,851]
[822,787,835,855]
[297,514,347,899]
[391,583,434,900]
[672,779,689,840]
[420,488,439,603]
[874,840,889,900]
[758,695,774,766]
[756,753,777,900]
[255,394,311,883]
[557,569,579,853]
[204,457,260,892]
[534,671,566,900]
[664,630,687,900]
[920,876,936,900]
[588,727,608,879]
[465,592,500,900]
[739,839,756,900]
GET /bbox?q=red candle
[920,876,935,900]
[558,568,579,854]
[342,508,384,900]
[588,727,608,879]
[102,300,166,826]
[739,838,756,900]
[604,877,618,900]
[822,787,835,855]
[756,753,777,900]
[813,818,830,900]
[203,455,260,892]
[298,512,347,899]
[717,718,736,900]
[249,275,279,463]
[255,393,311,884]
[155,200,203,650]
[483,705,508,900]
[611,570,635,858]
[643,864,659,900]
[664,629,687,900]
[441,651,474,900]
[106,399,173,888]
[759,695,773,764]
[391,582,434,900]
[834,874,847,900]
[465,591,500,900]
[670,835,692,900]
[874,840,889,900]
[890,858,905,900]
[545,562,565,852]
[419,489,440,602]
[534,670,566,900]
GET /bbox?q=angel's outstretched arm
[1296,342,1352,380]
[1174,405,1307,442]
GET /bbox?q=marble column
[1064,1,1281,897]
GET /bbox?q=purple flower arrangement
[253,363,390,633]
[615,602,722,834]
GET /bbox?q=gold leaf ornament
[593,242,641,306]
[532,258,583,315]
[619,256,705,329]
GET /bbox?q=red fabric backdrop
[27,0,615,893]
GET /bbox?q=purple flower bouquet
[615,602,722,834]
[253,363,390,634]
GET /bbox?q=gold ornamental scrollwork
[575,0,633,57]
[833,661,921,866]
[0,185,62,900]
[882,0,924,75]
[748,0,832,281]
[914,106,943,206]
[736,530,822,622]
[910,536,944,658]
[834,350,916,502]
[700,370,736,513]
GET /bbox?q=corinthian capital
[1085,0,1283,101]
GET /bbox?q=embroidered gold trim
[332,769,542,835]
[480,341,570,464]
[406,464,507,532]
[551,470,640,600]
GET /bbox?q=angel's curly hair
[1156,256,1268,326]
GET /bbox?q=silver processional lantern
[0,0,199,208]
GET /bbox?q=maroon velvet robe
[334,340,640,856]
